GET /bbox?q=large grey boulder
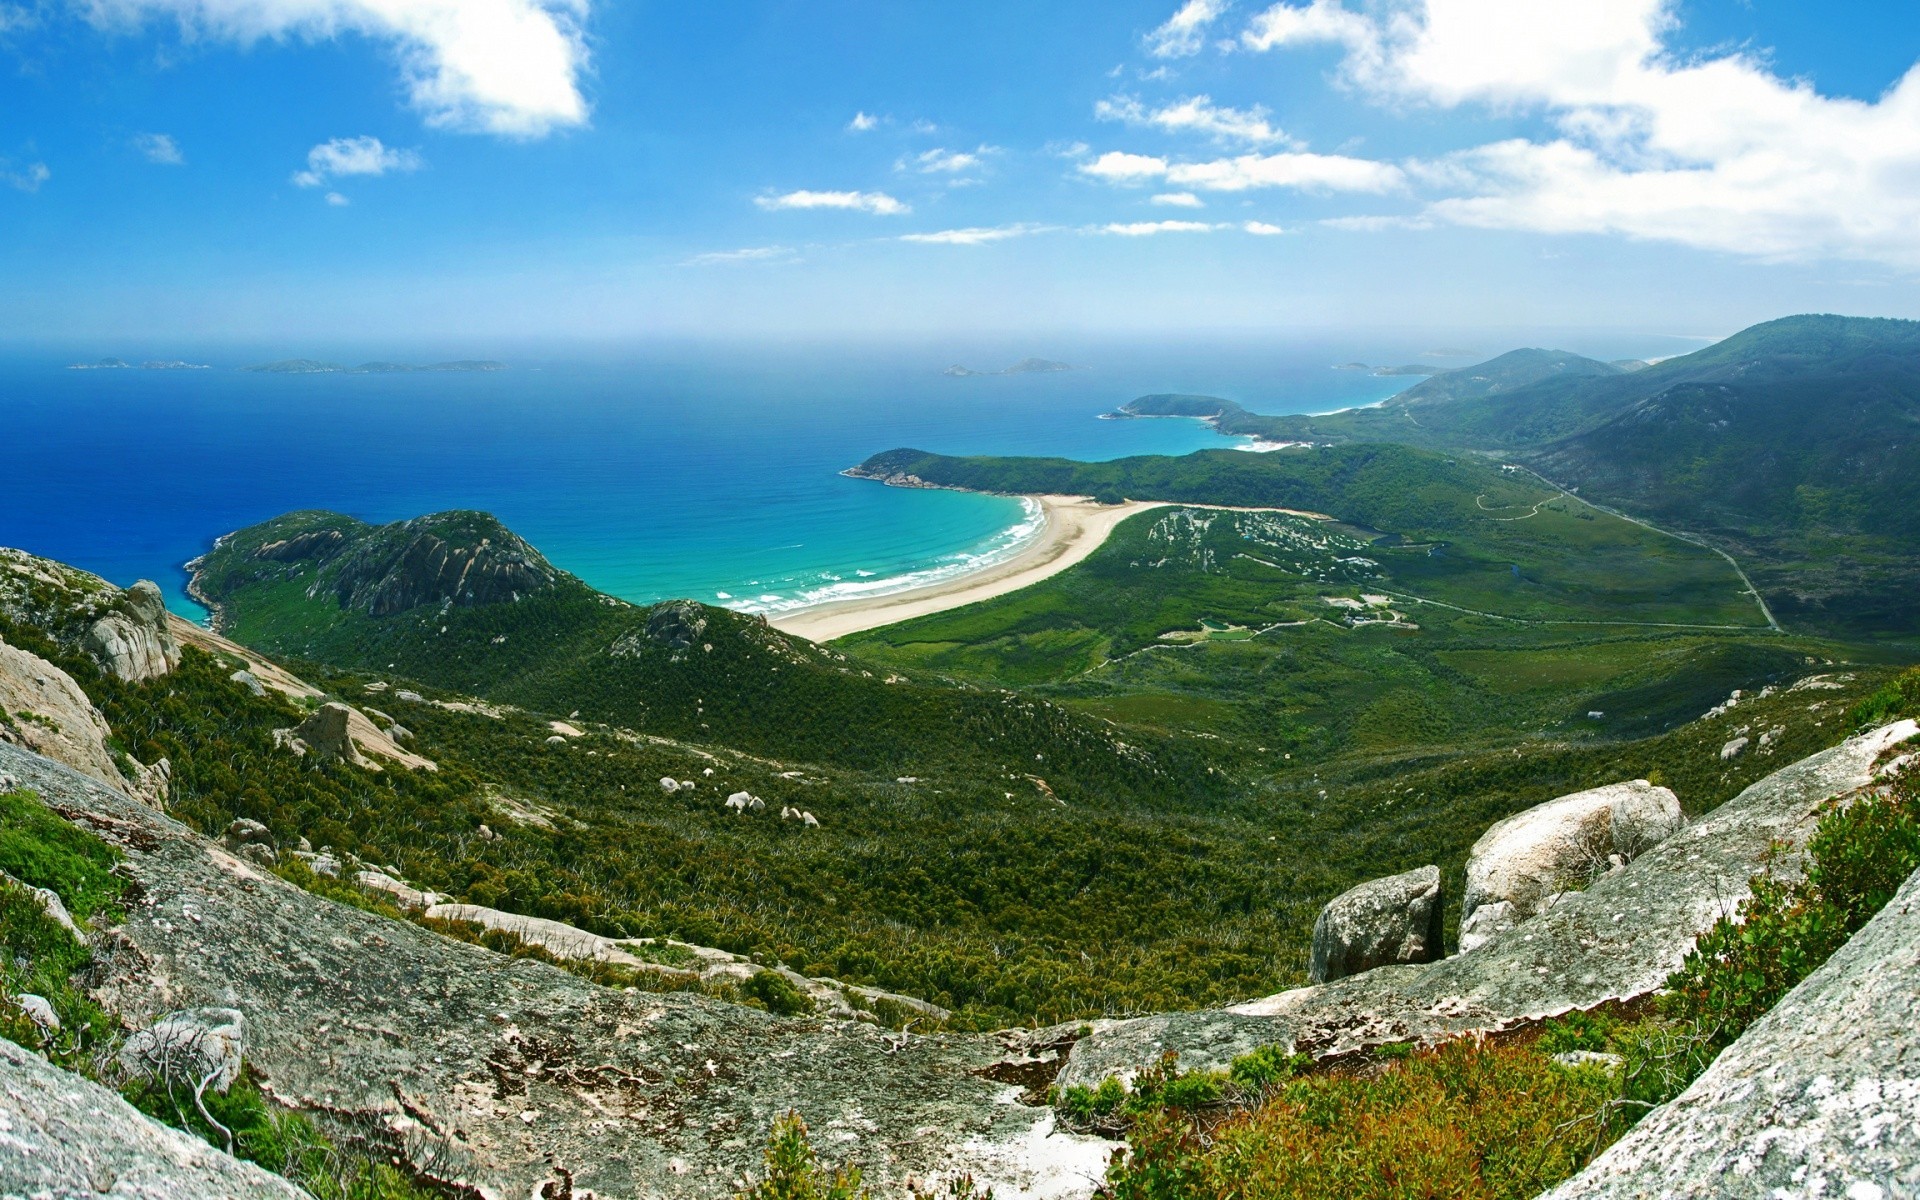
[1308,865,1444,984]
[0,1037,307,1199]
[1055,722,1915,1091]
[285,702,369,767]
[119,1007,247,1094]
[1544,865,1920,1199]
[83,579,181,682]
[0,741,1115,1199]
[1459,779,1682,951]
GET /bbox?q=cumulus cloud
[133,132,184,164]
[756,189,909,215]
[1096,94,1292,145]
[324,190,349,205]
[848,111,879,132]
[1081,148,1402,192]
[3,160,50,192]
[1243,220,1286,234]
[900,223,1052,246]
[1152,191,1204,207]
[1146,0,1227,58]
[1100,219,1218,235]
[292,136,421,187]
[1240,0,1920,265]
[83,0,591,136]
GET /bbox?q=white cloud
[292,136,421,187]
[901,223,1052,246]
[1240,0,1920,266]
[134,132,184,164]
[1320,213,1431,232]
[0,4,34,33]
[1146,0,1227,58]
[83,0,591,136]
[1241,0,1376,56]
[324,190,349,206]
[756,189,909,216]
[848,111,879,132]
[906,147,983,174]
[1100,219,1218,236]
[1243,220,1286,234]
[3,160,49,192]
[686,245,796,265]
[1096,94,1292,146]
[1152,191,1204,207]
[1082,148,1401,192]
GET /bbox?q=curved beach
[769,495,1167,642]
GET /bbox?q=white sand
[769,496,1169,642]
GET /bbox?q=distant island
[942,357,1079,377]
[1329,363,1443,376]
[243,359,509,374]
[67,358,210,371]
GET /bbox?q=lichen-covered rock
[83,579,181,682]
[1307,865,1444,984]
[0,1036,307,1199]
[1543,866,1920,1199]
[1055,723,1915,1091]
[119,1007,248,1094]
[1460,779,1682,950]
[0,742,1111,1199]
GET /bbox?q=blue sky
[3,0,1920,342]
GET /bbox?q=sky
[4,0,1920,343]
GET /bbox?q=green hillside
[1097,316,1920,638]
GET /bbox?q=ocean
[0,341,1424,620]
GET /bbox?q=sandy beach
[769,495,1169,642]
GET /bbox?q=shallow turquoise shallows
[0,342,1417,620]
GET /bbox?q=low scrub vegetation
[1087,763,1920,1199]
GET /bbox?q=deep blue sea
[0,341,1435,620]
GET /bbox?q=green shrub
[735,1112,868,1200]
[1849,666,1920,729]
[1226,1044,1310,1092]
[1103,1039,1620,1200]
[1538,1009,1620,1055]
[742,969,816,1017]
[0,788,125,922]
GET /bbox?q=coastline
[769,494,1168,642]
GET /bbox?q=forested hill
[853,441,1545,539]
[189,509,1207,799]
[1079,315,1920,638]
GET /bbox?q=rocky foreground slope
[4,711,1915,1197]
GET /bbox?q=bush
[736,1112,868,1200]
[1102,1039,1620,1200]
[742,969,816,1017]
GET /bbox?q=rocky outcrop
[83,580,181,682]
[424,900,953,1024]
[1055,722,1915,1091]
[327,518,558,617]
[644,599,708,650]
[281,702,369,767]
[1544,865,1920,1199]
[1307,865,1444,984]
[0,1036,307,1200]
[1459,779,1682,952]
[275,702,435,772]
[0,634,123,785]
[0,741,1112,1199]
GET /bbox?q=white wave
[723,497,1046,616]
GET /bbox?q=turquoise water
[0,343,1418,619]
